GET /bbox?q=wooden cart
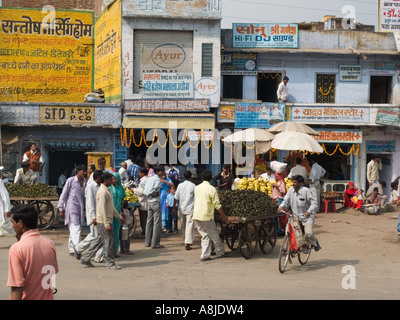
[216,212,286,259]
[10,196,58,230]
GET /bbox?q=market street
[0,209,399,301]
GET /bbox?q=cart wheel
[259,219,277,254]
[224,224,239,251]
[215,220,225,241]
[31,201,55,230]
[129,209,138,237]
[238,223,257,259]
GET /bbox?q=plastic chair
[324,199,336,213]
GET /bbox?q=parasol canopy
[271,131,323,153]
[223,128,275,154]
[268,121,319,136]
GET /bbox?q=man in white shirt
[14,161,37,185]
[367,156,382,186]
[131,167,149,238]
[260,167,275,182]
[173,170,196,250]
[308,157,326,212]
[74,170,104,264]
[57,169,68,197]
[288,158,307,181]
[118,162,129,184]
[277,76,289,103]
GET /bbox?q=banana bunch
[123,186,138,203]
[237,177,248,190]
[284,177,293,190]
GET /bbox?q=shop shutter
[133,30,193,94]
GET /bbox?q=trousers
[195,220,225,259]
[145,200,162,248]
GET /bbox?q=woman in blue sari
[160,172,173,231]
[110,172,126,255]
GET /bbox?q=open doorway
[257,72,281,102]
[370,76,392,103]
[48,150,87,186]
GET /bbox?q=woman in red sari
[343,182,363,210]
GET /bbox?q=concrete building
[219,17,400,198]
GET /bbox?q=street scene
[0,0,400,302]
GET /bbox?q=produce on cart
[6,183,58,230]
[215,189,285,259]
[236,177,293,196]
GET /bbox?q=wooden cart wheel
[258,219,277,254]
[31,200,56,230]
[224,223,239,251]
[238,222,257,259]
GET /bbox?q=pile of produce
[323,191,339,199]
[217,189,278,218]
[237,177,293,196]
[123,186,138,204]
[6,183,58,198]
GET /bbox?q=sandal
[125,251,134,255]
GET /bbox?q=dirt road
[0,208,399,301]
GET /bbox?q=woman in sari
[343,182,363,210]
[110,172,126,255]
[160,172,173,231]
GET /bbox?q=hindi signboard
[221,52,257,75]
[379,0,400,32]
[339,65,362,82]
[235,103,285,128]
[313,129,362,144]
[142,73,194,98]
[233,23,298,48]
[291,106,370,124]
[0,8,94,102]
[376,107,400,126]
[124,99,209,112]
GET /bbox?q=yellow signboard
[94,0,121,102]
[0,8,94,102]
[39,106,95,124]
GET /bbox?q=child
[166,185,177,233]
[351,189,364,210]
[368,187,382,215]
[120,200,134,254]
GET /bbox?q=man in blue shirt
[128,161,140,184]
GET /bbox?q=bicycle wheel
[278,233,291,273]
[298,241,312,265]
[258,219,277,254]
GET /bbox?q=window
[202,43,213,77]
[316,74,336,103]
[370,76,392,103]
[257,72,282,103]
[222,75,243,99]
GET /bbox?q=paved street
[0,209,399,302]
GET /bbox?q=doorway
[257,72,281,102]
[370,76,392,103]
[48,150,87,186]
[366,153,392,198]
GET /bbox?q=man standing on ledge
[193,170,231,261]
[277,76,289,103]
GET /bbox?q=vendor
[214,164,234,191]
[343,182,363,211]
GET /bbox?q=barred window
[202,43,213,77]
[316,74,336,103]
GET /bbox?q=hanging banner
[233,23,298,48]
[0,8,94,102]
[235,103,285,128]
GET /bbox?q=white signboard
[339,65,362,82]
[142,73,194,98]
[379,0,400,32]
[291,106,370,124]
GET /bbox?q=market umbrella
[268,121,319,136]
[271,131,323,153]
[223,128,275,154]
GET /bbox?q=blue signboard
[366,140,396,153]
[235,103,285,128]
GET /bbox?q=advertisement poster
[235,103,285,128]
[233,23,298,48]
[95,0,121,102]
[379,0,400,32]
[0,8,94,102]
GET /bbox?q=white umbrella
[268,121,319,136]
[223,128,275,154]
[271,131,323,153]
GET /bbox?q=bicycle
[278,211,313,273]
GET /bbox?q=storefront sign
[376,107,400,126]
[291,106,370,123]
[339,65,362,82]
[195,78,219,97]
[235,103,285,128]
[221,52,257,75]
[366,140,396,153]
[379,0,400,32]
[43,139,96,150]
[313,129,362,144]
[142,73,194,98]
[233,23,298,48]
[124,99,209,112]
[0,8,94,102]
[218,105,235,123]
[39,106,95,124]
[95,0,121,102]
